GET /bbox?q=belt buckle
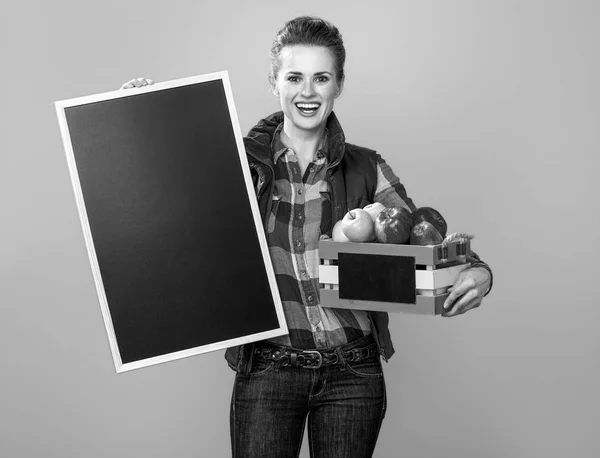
[301,351,323,369]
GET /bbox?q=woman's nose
[301,81,315,97]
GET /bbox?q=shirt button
[296,241,302,248]
[308,311,321,325]
[297,213,303,220]
[298,189,303,195]
[310,167,315,173]
[307,295,314,302]
[316,326,322,332]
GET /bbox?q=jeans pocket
[345,357,383,378]
[240,359,276,378]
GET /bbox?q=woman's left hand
[442,267,491,318]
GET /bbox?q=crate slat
[318,239,470,265]
[319,289,448,315]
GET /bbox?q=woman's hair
[269,16,346,90]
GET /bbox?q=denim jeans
[229,335,387,458]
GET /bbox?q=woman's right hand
[119,77,154,90]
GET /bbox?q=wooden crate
[318,239,472,315]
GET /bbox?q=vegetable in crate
[409,221,444,246]
[362,202,386,223]
[332,219,351,242]
[341,208,376,242]
[412,207,448,238]
[374,206,413,244]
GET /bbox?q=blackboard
[55,72,287,373]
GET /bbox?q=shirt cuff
[468,262,493,297]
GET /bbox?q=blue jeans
[229,335,387,457]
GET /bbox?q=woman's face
[274,45,343,135]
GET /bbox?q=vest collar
[244,111,346,169]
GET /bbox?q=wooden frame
[55,72,288,373]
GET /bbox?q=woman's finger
[120,77,154,90]
[444,288,475,317]
[443,277,468,310]
[443,289,480,317]
[120,80,135,90]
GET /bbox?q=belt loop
[290,352,298,368]
[243,343,255,376]
[334,347,347,372]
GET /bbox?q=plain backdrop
[1,1,599,457]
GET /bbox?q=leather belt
[253,341,379,369]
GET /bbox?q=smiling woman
[273,45,342,161]
[121,15,493,458]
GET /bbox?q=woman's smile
[295,101,321,116]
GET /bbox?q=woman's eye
[288,76,300,82]
[316,76,329,83]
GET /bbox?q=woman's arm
[372,153,418,212]
[372,152,493,315]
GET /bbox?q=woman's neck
[281,119,326,162]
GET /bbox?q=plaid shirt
[265,124,416,350]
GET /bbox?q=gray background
[1,1,598,457]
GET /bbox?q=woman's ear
[269,74,279,97]
[335,77,345,98]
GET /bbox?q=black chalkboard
[55,73,287,372]
[338,253,416,304]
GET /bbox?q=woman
[122,16,493,458]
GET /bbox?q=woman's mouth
[295,102,321,116]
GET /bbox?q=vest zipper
[326,165,342,223]
[249,157,274,229]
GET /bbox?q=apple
[332,219,351,242]
[341,209,376,242]
[375,206,413,244]
[409,221,444,246]
[363,202,386,223]
[412,207,448,238]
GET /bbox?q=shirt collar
[271,122,330,165]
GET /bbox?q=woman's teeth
[296,103,320,114]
